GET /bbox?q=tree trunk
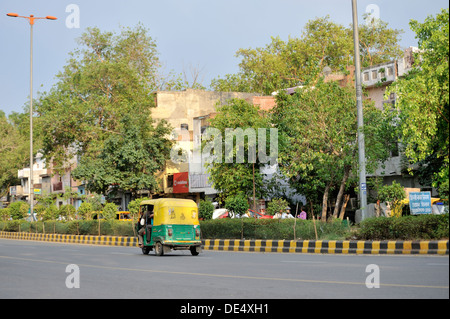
[321,183,331,221]
[338,194,350,220]
[332,166,351,218]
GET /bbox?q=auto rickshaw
[137,198,202,256]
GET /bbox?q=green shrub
[102,203,118,221]
[225,194,249,216]
[356,214,449,240]
[1,214,447,241]
[198,200,214,220]
[9,202,29,220]
[200,218,350,240]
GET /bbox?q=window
[372,70,378,80]
[387,67,394,76]
[363,72,369,81]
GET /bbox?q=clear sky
[0,0,448,116]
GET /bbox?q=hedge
[0,214,448,240]
[0,220,135,237]
[199,218,350,240]
[0,218,350,240]
[356,213,449,240]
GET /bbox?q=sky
[0,0,448,116]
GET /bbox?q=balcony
[361,61,397,88]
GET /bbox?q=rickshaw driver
[138,205,154,248]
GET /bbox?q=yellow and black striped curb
[0,232,448,255]
[203,239,449,255]
[0,231,138,247]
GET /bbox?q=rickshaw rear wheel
[155,242,164,256]
[142,246,151,255]
[190,246,200,256]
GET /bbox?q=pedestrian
[298,207,307,220]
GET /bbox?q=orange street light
[6,13,57,25]
[6,12,57,220]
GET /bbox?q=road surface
[0,238,448,301]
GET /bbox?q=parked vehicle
[212,208,229,219]
[243,209,273,219]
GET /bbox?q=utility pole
[351,0,367,220]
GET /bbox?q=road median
[0,231,448,255]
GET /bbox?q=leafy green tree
[102,202,118,221]
[273,80,393,220]
[266,198,289,216]
[385,9,449,199]
[378,181,406,218]
[225,193,249,217]
[37,25,173,195]
[198,199,214,220]
[127,197,149,220]
[59,204,76,221]
[9,202,29,220]
[211,15,403,95]
[72,114,172,196]
[0,207,10,221]
[77,202,93,220]
[0,111,29,197]
[205,98,272,203]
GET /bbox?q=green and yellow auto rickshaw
[137,198,202,256]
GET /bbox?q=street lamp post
[350,1,368,221]
[6,13,57,220]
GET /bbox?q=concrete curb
[203,239,449,255]
[1,232,448,255]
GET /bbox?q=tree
[384,9,449,199]
[77,202,93,220]
[272,80,392,221]
[8,202,29,220]
[378,181,406,218]
[198,200,214,220]
[266,198,289,216]
[71,114,172,196]
[224,193,249,217]
[205,98,273,204]
[211,15,403,95]
[0,111,29,197]
[102,203,118,221]
[36,25,173,195]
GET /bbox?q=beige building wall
[152,89,260,196]
[152,89,258,131]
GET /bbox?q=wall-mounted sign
[173,172,189,193]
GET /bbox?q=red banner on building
[173,172,189,193]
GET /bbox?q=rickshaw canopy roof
[140,198,199,226]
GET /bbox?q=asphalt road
[0,238,448,301]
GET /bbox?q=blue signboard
[409,192,432,215]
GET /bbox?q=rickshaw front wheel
[155,242,164,256]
